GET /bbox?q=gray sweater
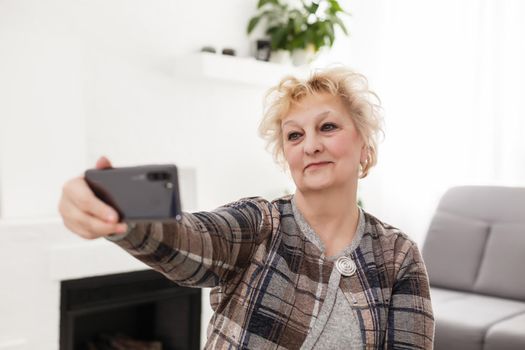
[293,198,364,349]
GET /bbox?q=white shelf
[173,52,310,87]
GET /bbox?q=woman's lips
[305,161,332,170]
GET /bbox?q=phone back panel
[85,164,182,222]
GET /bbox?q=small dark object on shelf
[255,39,271,61]
[200,46,216,53]
[222,48,236,56]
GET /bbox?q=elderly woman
[59,67,434,349]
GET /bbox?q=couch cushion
[430,287,470,303]
[435,186,525,223]
[474,223,525,300]
[433,293,525,350]
[484,312,525,350]
[423,212,489,291]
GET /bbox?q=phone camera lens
[147,171,171,181]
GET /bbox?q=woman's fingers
[79,209,128,239]
[96,156,112,170]
[60,196,127,239]
[58,155,128,240]
[59,174,128,239]
[65,176,119,223]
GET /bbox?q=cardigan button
[336,256,356,276]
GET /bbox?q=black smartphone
[85,164,182,222]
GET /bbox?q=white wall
[0,0,295,221]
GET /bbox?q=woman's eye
[287,132,302,141]
[321,123,337,131]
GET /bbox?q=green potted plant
[247,0,350,65]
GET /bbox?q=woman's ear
[360,144,369,164]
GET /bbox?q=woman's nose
[303,134,323,155]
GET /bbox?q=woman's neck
[294,185,360,256]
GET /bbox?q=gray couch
[422,186,525,350]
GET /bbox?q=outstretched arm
[58,157,278,289]
[108,197,277,288]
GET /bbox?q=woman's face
[281,93,367,194]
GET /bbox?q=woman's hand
[58,156,128,239]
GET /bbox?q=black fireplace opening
[60,269,201,350]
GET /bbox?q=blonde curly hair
[258,66,384,178]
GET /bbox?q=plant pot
[291,46,317,66]
[269,50,292,64]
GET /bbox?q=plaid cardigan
[110,195,434,349]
